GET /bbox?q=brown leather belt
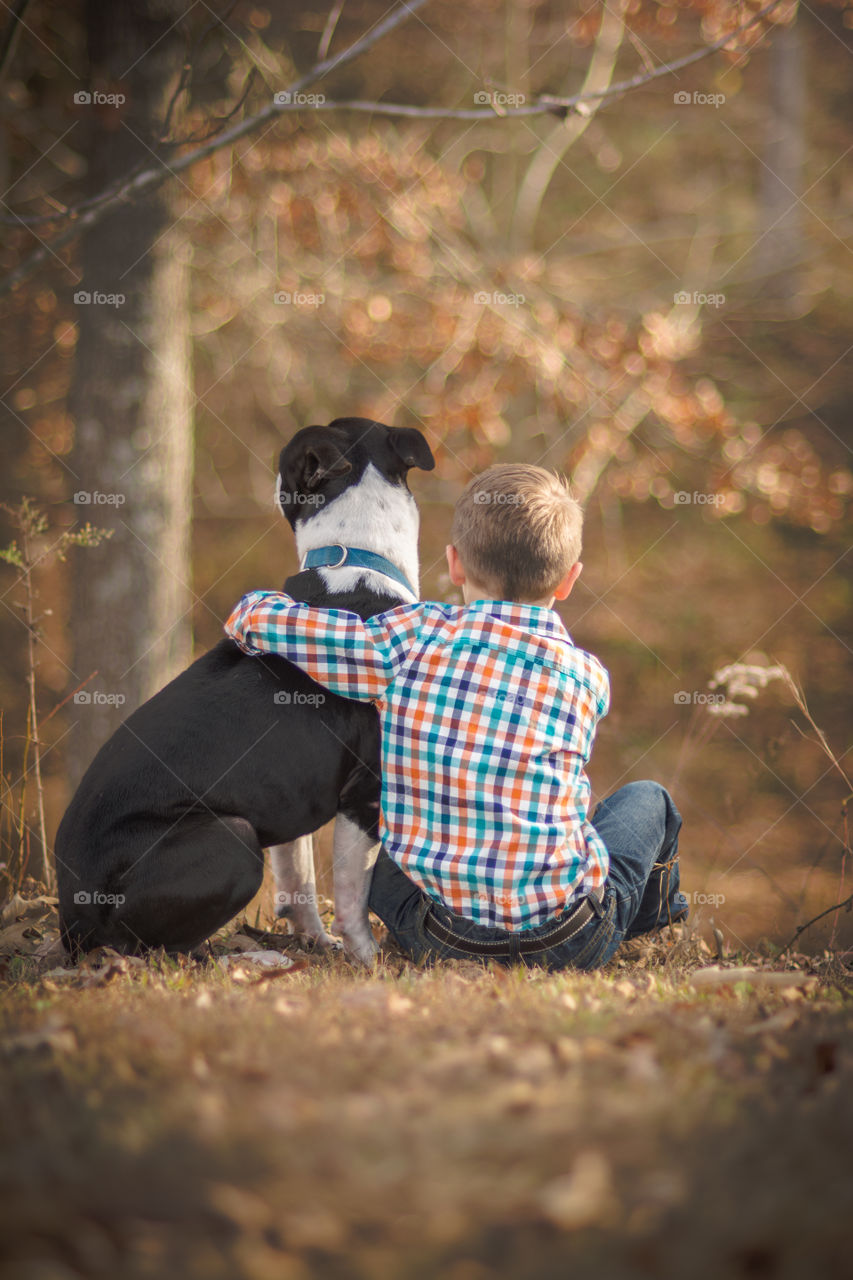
[423,886,606,959]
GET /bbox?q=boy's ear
[552,562,582,601]
[446,545,467,587]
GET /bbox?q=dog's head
[276,418,435,528]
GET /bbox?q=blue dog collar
[302,545,416,597]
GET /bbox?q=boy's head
[448,464,583,605]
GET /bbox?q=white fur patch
[294,463,420,601]
[331,813,380,965]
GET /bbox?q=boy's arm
[225,590,424,701]
[565,655,610,759]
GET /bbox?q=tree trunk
[756,18,806,299]
[68,0,193,786]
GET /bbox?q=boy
[226,463,687,969]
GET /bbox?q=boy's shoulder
[396,599,608,674]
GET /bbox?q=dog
[56,417,434,965]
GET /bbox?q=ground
[0,896,851,1280]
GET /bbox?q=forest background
[0,0,851,955]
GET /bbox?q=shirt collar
[464,598,573,644]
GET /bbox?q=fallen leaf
[688,967,817,991]
[221,933,263,953]
[0,920,45,954]
[743,1008,800,1035]
[0,894,58,926]
[217,951,296,972]
[249,960,309,984]
[34,936,66,962]
[537,1151,615,1229]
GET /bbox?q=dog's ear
[390,428,435,472]
[303,440,353,490]
[283,435,353,494]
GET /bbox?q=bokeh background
[1,0,850,952]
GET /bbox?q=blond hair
[450,464,583,601]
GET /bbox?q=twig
[510,0,626,247]
[0,0,429,284]
[39,673,99,729]
[780,890,853,955]
[780,665,852,950]
[158,0,251,147]
[318,0,346,62]
[782,667,853,792]
[165,68,258,148]
[0,0,787,296]
[19,516,51,890]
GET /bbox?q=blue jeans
[367,780,688,971]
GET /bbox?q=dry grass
[1,904,852,1280]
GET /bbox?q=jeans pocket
[552,888,617,971]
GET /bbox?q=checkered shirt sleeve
[225,590,425,700]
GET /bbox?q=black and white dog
[56,418,434,965]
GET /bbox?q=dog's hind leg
[331,814,380,966]
[268,837,340,951]
[63,815,265,955]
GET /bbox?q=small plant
[706,658,852,952]
[0,498,111,894]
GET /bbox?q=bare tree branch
[318,0,347,63]
[510,0,626,249]
[0,0,788,298]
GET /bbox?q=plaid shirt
[226,592,611,931]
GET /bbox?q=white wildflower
[706,661,788,718]
[706,701,750,718]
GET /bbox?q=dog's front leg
[331,815,380,966]
[269,837,340,951]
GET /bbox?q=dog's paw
[303,931,343,954]
[341,935,380,968]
